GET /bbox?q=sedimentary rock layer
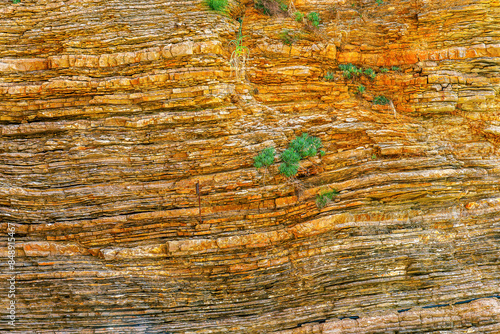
[0,0,499,333]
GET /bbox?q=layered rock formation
[0,0,499,332]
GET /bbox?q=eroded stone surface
[0,0,499,333]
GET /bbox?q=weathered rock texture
[0,0,499,332]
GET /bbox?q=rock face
[0,0,499,333]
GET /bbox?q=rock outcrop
[0,0,499,333]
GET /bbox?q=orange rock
[275,196,297,207]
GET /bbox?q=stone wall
[0,0,499,332]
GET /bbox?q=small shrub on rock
[364,68,376,80]
[289,133,322,159]
[294,11,304,22]
[307,12,321,27]
[316,189,339,209]
[278,148,301,177]
[339,63,362,79]
[254,147,275,168]
[279,29,299,46]
[254,134,324,178]
[254,0,288,16]
[279,133,323,178]
[206,0,228,12]
[373,95,390,105]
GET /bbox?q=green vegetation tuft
[228,22,250,79]
[279,133,323,177]
[254,0,288,16]
[338,64,378,80]
[206,0,228,12]
[391,66,400,71]
[254,147,275,169]
[254,134,324,178]
[339,63,362,79]
[376,0,384,5]
[380,67,389,73]
[357,85,366,94]
[364,68,376,80]
[289,133,323,159]
[316,189,339,209]
[279,29,299,46]
[373,95,390,105]
[325,71,334,81]
[254,0,271,15]
[278,148,301,177]
[307,12,321,27]
[294,11,304,22]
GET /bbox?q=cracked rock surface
[0,0,499,333]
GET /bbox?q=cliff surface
[0,0,499,333]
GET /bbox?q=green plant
[339,63,362,79]
[294,11,304,22]
[364,68,376,80]
[229,20,250,79]
[371,154,377,159]
[279,148,301,177]
[376,0,384,5]
[316,189,339,209]
[357,85,366,94]
[254,147,275,168]
[325,72,334,81]
[380,67,389,73]
[307,12,321,27]
[373,95,390,105]
[254,0,268,15]
[206,0,228,12]
[341,68,352,79]
[279,29,299,46]
[391,66,400,71]
[252,134,324,178]
[278,133,324,178]
[289,133,323,158]
[12,0,20,3]
[254,0,287,16]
